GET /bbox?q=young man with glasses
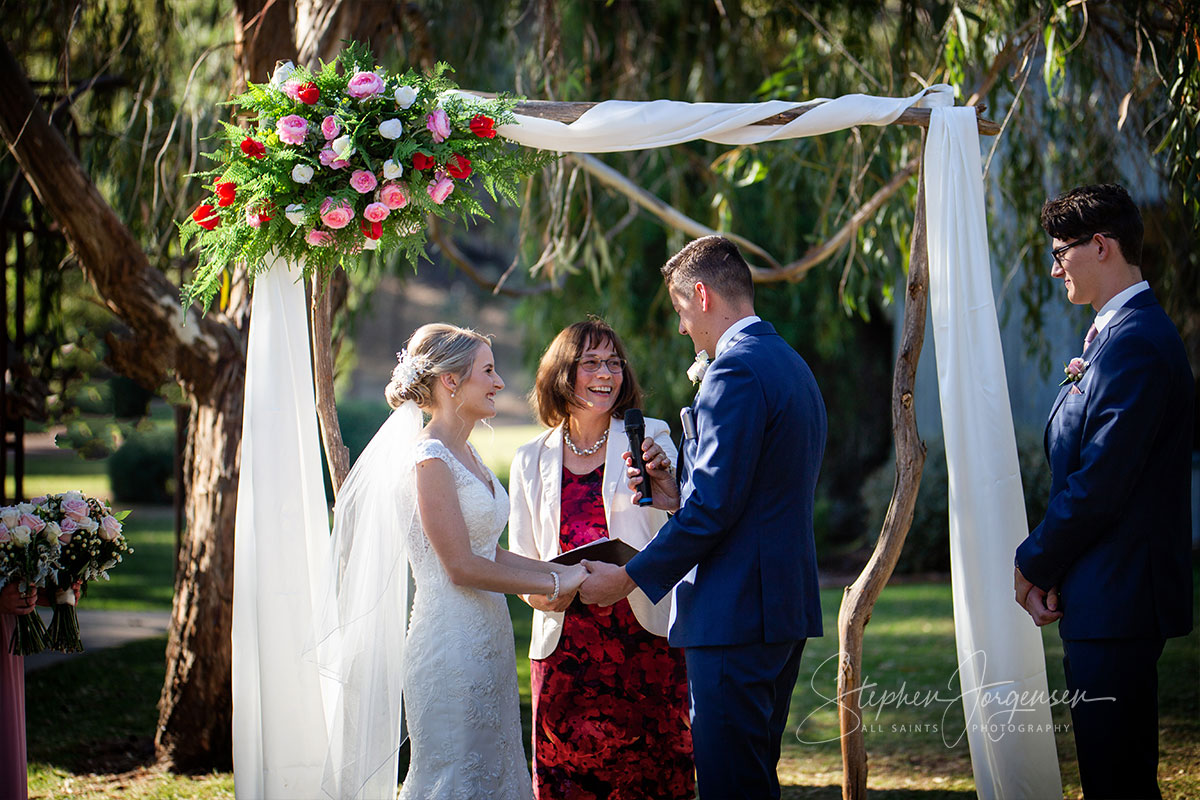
[1014,183,1194,799]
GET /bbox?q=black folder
[549,537,639,567]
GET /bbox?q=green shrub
[860,429,1052,573]
[108,426,175,504]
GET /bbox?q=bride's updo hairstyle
[385,323,491,410]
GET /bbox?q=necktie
[1083,323,1098,352]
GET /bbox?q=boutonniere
[1059,356,1089,386]
[687,350,710,385]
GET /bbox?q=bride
[318,323,587,800]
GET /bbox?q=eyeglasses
[1051,233,1114,268]
[577,356,625,374]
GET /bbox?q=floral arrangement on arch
[180,42,551,309]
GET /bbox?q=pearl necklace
[564,426,608,457]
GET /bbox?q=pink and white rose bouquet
[0,500,58,655]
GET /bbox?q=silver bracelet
[547,571,560,603]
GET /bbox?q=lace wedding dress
[398,438,533,800]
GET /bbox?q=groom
[581,235,826,798]
[1014,184,1193,799]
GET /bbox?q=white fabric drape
[232,256,332,797]
[925,107,1062,798]
[453,85,952,152]
[233,91,1058,798]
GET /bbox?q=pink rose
[379,182,409,209]
[306,229,334,247]
[427,176,454,205]
[62,498,89,522]
[31,496,46,505]
[319,197,355,229]
[281,79,304,101]
[58,516,78,535]
[346,71,385,99]
[18,513,44,533]
[331,157,350,170]
[0,524,9,544]
[100,515,122,542]
[1066,357,1086,376]
[321,115,340,140]
[319,148,337,167]
[349,170,378,194]
[276,114,308,145]
[363,202,390,222]
[426,108,451,143]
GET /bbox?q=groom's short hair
[1040,183,1143,266]
[662,235,754,303]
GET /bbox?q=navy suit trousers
[1063,637,1165,799]
[685,640,806,799]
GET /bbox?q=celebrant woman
[508,319,694,800]
[320,323,586,800]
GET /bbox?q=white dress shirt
[715,315,761,358]
[1093,280,1149,334]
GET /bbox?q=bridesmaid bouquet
[39,492,133,653]
[0,501,58,655]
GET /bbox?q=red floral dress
[529,464,694,800]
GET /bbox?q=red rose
[469,114,496,138]
[445,153,472,180]
[240,137,266,159]
[192,204,220,231]
[296,82,320,104]
[214,181,236,207]
[360,219,382,240]
[412,152,435,171]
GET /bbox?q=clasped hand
[1013,566,1062,626]
[527,563,588,613]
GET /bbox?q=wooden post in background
[837,139,929,799]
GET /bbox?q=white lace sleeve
[413,438,455,469]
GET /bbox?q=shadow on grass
[26,636,168,775]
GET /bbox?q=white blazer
[508,415,678,659]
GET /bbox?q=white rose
[11,525,31,545]
[284,203,306,226]
[0,509,20,529]
[78,516,99,533]
[363,237,379,250]
[42,521,60,544]
[62,490,84,503]
[291,163,315,184]
[16,502,36,514]
[383,159,403,180]
[332,135,355,161]
[394,85,418,109]
[377,119,404,140]
[270,60,296,88]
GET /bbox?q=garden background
[3,0,1198,797]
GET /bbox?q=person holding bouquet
[1,581,36,799]
[508,319,694,799]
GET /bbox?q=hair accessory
[393,349,433,394]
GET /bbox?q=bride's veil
[312,400,422,799]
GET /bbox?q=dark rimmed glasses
[1051,232,1115,268]
[577,356,625,374]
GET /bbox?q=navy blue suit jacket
[1016,288,1194,641]
[625,321,827,648]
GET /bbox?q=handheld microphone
[623,409,654,507]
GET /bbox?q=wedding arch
[233,83,1063,800]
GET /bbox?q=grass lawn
[18,429,1200,798]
